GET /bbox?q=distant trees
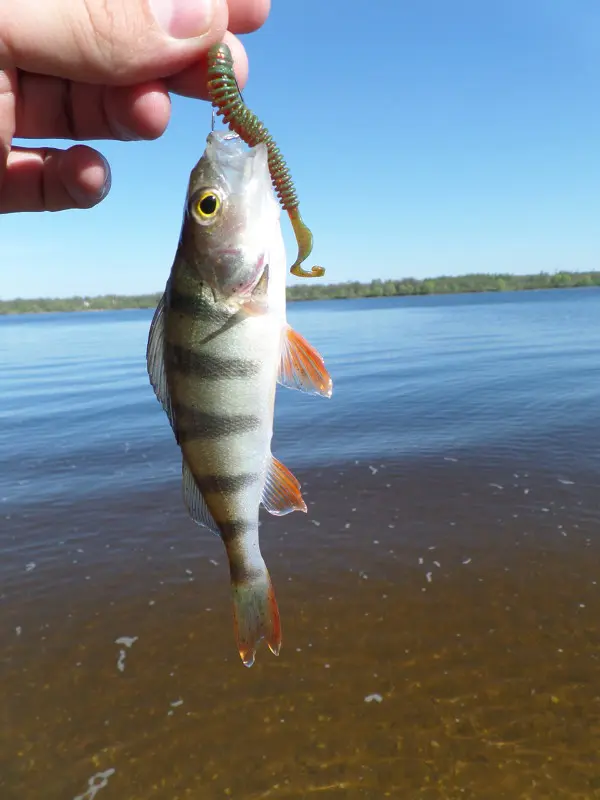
[286,270,600,301]
[0,293,163,315]
[1,271,600,314]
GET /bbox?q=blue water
[2,288,600,508]
[4,288,600,800]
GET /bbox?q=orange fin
[261,455,307,516]
[231,572,281,667]
[278,325,333,398]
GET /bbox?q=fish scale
[167,270,279,528]
[147,131,332,667]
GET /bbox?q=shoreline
[2,277,600,315]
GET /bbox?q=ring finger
[0,144,111,213]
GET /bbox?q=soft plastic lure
[206,42,324,279]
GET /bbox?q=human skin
[0,0,271,213]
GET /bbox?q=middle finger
[227,0,271,34]
[15,74,172,141]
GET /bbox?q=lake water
[3,288,600,508]
[2,289,600,798]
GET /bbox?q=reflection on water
[3,458,600,798]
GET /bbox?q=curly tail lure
[206,43,324,279]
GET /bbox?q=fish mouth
[206,131,269,185]
[208,130,244,152]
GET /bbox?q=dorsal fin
[146,291,175,431]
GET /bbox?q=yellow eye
[195,190,221,220]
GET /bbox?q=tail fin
[231,571,281,668]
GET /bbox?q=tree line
[1,271,599,314]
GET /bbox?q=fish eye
[194,189,222,223]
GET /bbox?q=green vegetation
[286,270,600,301]
[1,271,599,315]
[0,293,162,315]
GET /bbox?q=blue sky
[3,0,600,299]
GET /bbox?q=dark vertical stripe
[220,520,253,545]
[165,342,260,379]
[168,284,210,317]
[173,405,261,443]
[168,284,231,326]
[193,473,259,495]
[223,524,261,582]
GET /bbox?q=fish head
[181,131,280,303]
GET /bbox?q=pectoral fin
[277,325,333,398]
[146,290,175,431]
[261,455,307,516]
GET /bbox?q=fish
[146,131,332,667]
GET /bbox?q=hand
[0,0,270,214]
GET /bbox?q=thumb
[0,0,229,85]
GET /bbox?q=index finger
[227,0,270,34]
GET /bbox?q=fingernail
[150,0,216,39]
[111,119,139,142]
[69,153,112,207]
[96,154,112,201]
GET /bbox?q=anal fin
[278,325,333,398]
[261,455,307,516]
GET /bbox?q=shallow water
[2,289,600,798]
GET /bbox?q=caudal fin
[231,572,281,668]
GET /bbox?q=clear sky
[2,0,600,299]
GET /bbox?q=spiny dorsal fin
[146,291,175,430]
[261,455,307,516]
[277,325,333,398]
[182,460,220,536]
